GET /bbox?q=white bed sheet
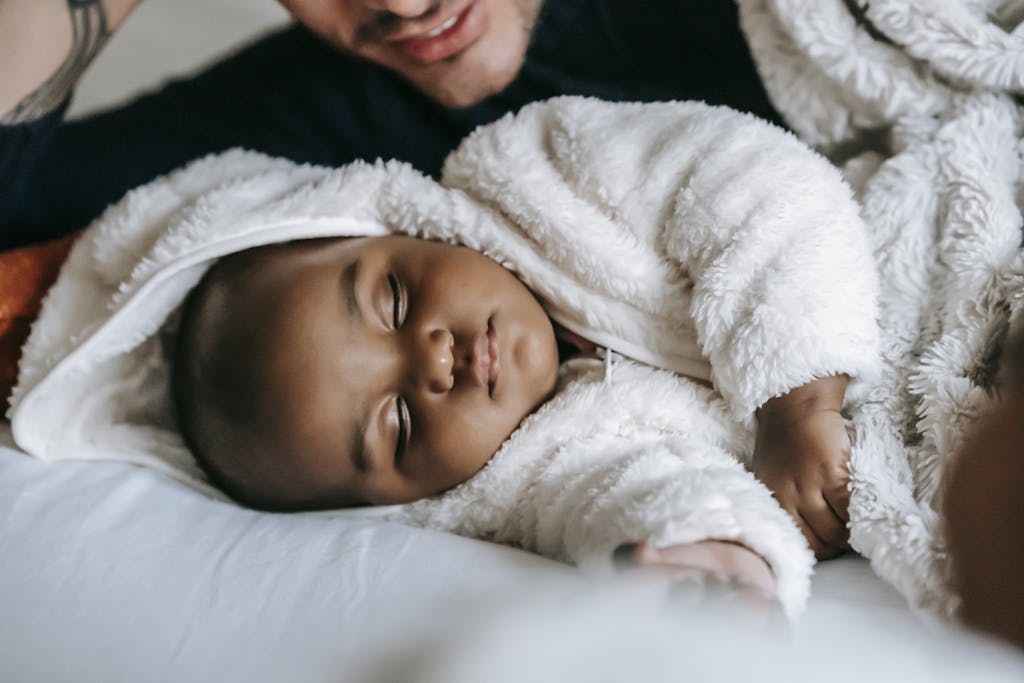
[21,3,1020,680]
[2,426,1023,682]
[0,427,575,681]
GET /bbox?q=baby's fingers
[823,477,852,523]
[797,502,849,560]
[614,541,777,597]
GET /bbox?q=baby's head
[172,235,559,511]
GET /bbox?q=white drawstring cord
[602,347,616,383]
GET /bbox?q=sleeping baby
[7,97,884,619]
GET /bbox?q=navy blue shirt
[1,0,779,248]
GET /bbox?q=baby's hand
[753,375,851,560]
[614,540,777,604]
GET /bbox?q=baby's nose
[417,328,454,394]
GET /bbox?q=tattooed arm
[0,0,140,123]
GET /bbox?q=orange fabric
[0,234,78,414]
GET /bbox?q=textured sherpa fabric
[377,357,817,618]
[8,98,881,619]
[739,0,1024,616]
[440,99,880,419]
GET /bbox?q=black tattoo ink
[2,0,110,124]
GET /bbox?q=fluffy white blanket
[739,0,1024,615]
[8,98,885,620]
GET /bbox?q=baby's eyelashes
[387,273,406,329]
[394,395,411,465]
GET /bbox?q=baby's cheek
[429,402,510,480]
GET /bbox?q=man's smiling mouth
[389,1,484,64]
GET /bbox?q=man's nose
[363,0,439,19]
[411,328,454,394]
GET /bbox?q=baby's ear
[0,234,78,413]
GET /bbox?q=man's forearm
[0,0,140,124]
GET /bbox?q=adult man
[0,0,779,248]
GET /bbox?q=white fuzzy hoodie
[8,98,881,619]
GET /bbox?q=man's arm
[1,21,466,250]
[0,0,140,248]
[0,0,140,123]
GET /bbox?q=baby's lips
[470,331,491,388]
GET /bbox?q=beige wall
[71,0,289,117]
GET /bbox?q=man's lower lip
[394,2,484,64]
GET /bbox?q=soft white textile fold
[739,0,1024,615]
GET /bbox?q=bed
[4,424,1023,682]
[3,1,1024,680]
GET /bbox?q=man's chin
[423,79,508,110]
[412,60,521,109]
[401,24,531,108]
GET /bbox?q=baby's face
[223,236,559,507]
